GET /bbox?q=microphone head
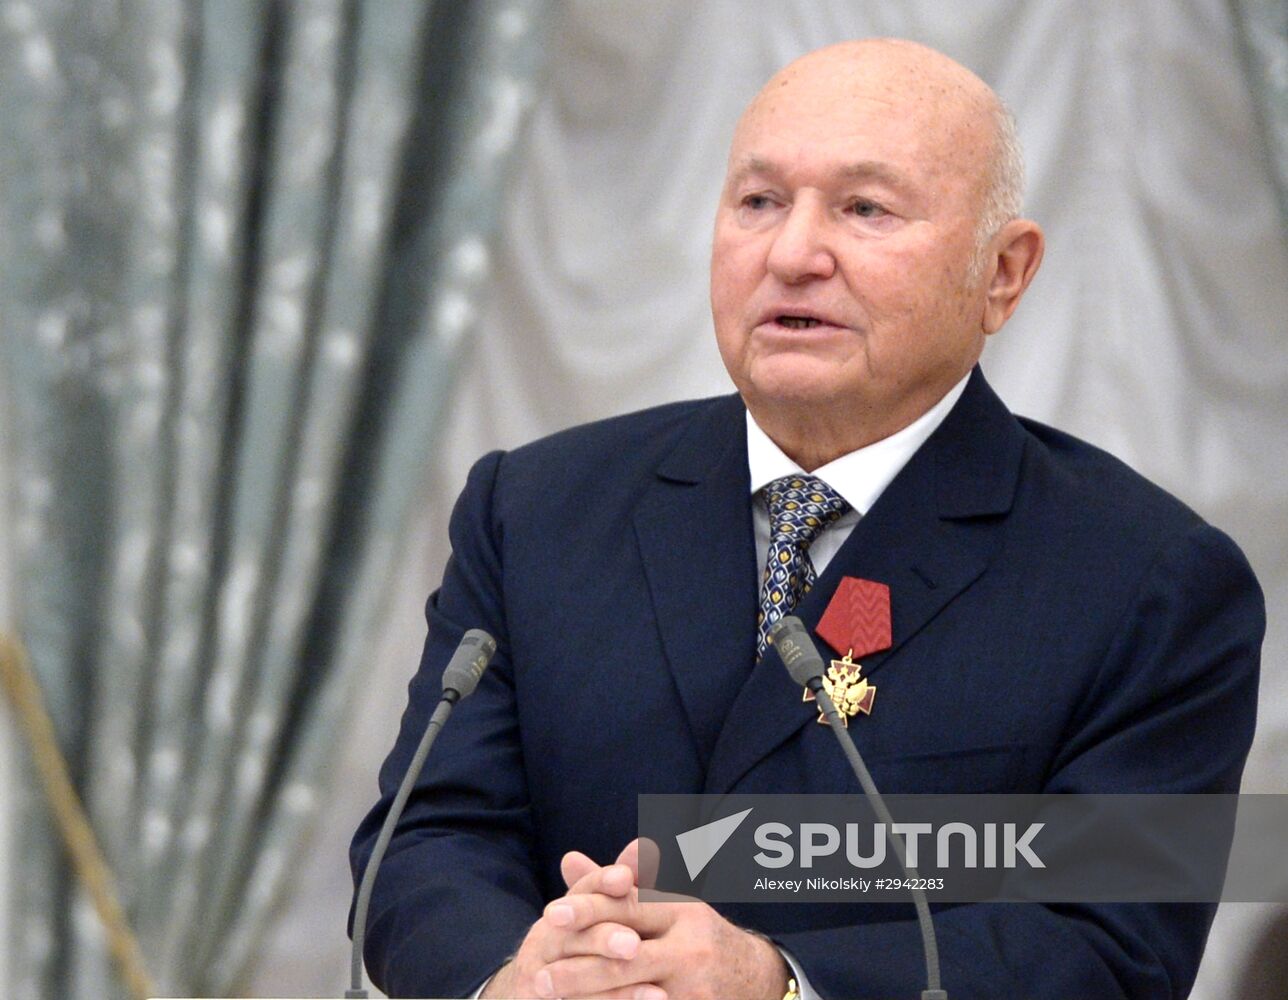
[768,616,825,686]
[441,628,497,698]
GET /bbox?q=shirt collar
[745,373,971,516]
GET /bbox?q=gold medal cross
[802,649,875,726]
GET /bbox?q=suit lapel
[705,369,1028,794]
[634,395,759,769]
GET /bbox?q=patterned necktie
[755,475,852,659]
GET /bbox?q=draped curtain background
[0,1,1285,999]
[0,0,548,996]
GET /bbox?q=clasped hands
[481,839,789,1000]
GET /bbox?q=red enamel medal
[804,577,892,725]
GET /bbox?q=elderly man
[351,39,1262,999]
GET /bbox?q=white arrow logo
[676,808,754,879]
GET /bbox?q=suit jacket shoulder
[494,394,742,499]
[1016,414,1212,545]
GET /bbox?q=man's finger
[544,890,676,937]
[567,860,635,898]
[561,987,666,1000]
[635,837,661,891]
[547,977,666,1000]
[535,919,642,965]
[542,890,640,935]
[610,838,659,890]
[542,891,631,934]
[561,850,599,890]
[535,945,665,1000]
[615,839,640,883]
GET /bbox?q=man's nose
[766,199,836,283]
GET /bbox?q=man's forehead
[728,153,914,189]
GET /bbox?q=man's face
[711,49,996,439]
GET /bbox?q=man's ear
[981,219,1044,334]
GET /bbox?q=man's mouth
[777,315,824,329]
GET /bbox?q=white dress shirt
[745,372,969,1000]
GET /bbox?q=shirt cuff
[779,944,820,1000]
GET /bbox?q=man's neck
[746,374,973,473]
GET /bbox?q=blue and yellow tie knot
[756,474,851,658]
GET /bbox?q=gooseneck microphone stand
[770,615,947,1000]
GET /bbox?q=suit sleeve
[770,523,1264,1000]
[350,450,541,998]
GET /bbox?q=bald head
[752,39,996,116]
[736,39,1024,255]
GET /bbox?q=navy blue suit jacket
[351,369,1263,998]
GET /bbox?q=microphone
[769,616,948,1000]
[347,628,498,999]
[440,628,496,699]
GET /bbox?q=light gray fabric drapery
[0,0,547,995]
[1235,0,1288,232]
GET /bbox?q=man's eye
[742,194,774,210]
[850,200,887,218]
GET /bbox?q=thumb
[615,838,659,888]
[615,839,640,884]
[635,837,661,891]
[561,850,599,890]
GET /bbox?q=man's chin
[741,362,861,413]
